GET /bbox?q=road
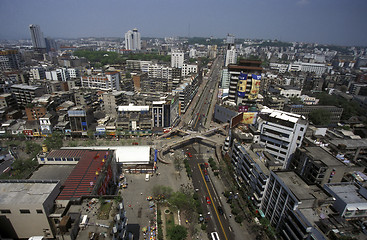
[188,56,223,132]
[185,143,234,240]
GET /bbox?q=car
[217,206,224,215]
[203,169,208,175]
[206,197,211,204]
[204,162,209,168]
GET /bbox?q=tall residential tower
[125,28,141,51]
[29,24,46,49]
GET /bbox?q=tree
[152,185,173,200]
[43,132,63,150]
[166,225,187,240]
[309,109,331,126]
[173,157,183,172]
[168,192,195,212]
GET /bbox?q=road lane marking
[198,163,228,240]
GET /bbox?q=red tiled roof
[57,150,111,200]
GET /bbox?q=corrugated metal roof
[56,150,112,200]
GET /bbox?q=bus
[210,232,220,240]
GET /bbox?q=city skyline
[0,0,367,46]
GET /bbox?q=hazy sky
[1,0,367,46]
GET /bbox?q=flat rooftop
[29,165,75,185]
[63,146,151,165]
[276,171,315,203]
[326,183,367,204]
[0,180,59,205]
[329,139,367,149]
[304,147,345,167]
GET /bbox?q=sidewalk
[207,166,255,240]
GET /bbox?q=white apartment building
[148,64,173,80]
[279,88,302,98]
[45,68,70,81]
[67,68,79,78]
[81,71,120,91]
[225,46,237,67]
[125,28,141,51]
[30,67,46,80]
[181,63,198,76]
[171,50,184,68]
[289,62,326,75]
[269,63,289,73]
[257,108,308,169]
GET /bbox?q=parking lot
[120,161,191,240]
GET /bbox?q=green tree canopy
[166,225,187,240]
[309,109,331,126]
[43,132,63,150]
[168,192,195,212]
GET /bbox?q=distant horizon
[1,0,367,47]
[2,35,366,48]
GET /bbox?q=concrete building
[116,105,151,133]
[66,106,94,136]
[173,75,199,114]
[227,60,263,105]
[0,93,17,109]
[102,91,130,117]
[231,141,271,208]
[152,96,180,129]
[263,95,286,110]
[288,62,326,76]
[181,63,198,77]
[81,71,120,91]
[324,182,367,219]
[284,105,343,126]
[261,171,329,240]
[30,67,46,80]
[289,146,359,185]
[0,49,22,70]
[29,24,46,49]
[10,84,46,107]
[171,50,184,68]
[221,68,230,89]
[257,108,308,169]
[225,46,237,67]
[125,28,141,51]
[0,180,60,239]
[126,60,152,72]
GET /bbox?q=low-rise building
[0,180,61,239]
[284,105,343,126]
[324,182,367,219]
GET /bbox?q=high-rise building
[171,50,184,68]
[257,108,308,169]
[124,28,141,50]
[29,24,46,49]
[228,60,263,105]
[225,46,237,66]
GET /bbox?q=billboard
[248,74,261,100]
[242,112,258,124]
[237,73,247,98]
[238,105,249,112]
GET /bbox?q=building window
[36,209,43,214]
[0,209,11,214]
[20,209,30,214]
